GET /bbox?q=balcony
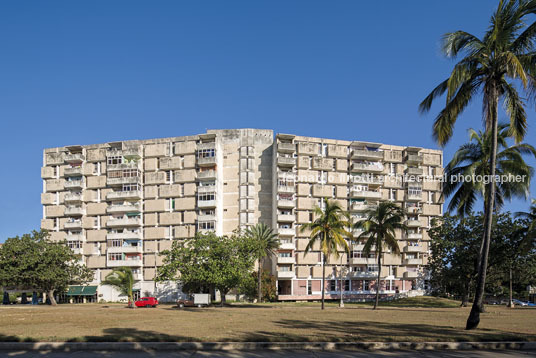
[277,256,296,264]
[351,162,384,173]
[405,167,424,176]
[277,214,295,222]
[64,167,83,176]
[197,156,216,167]
[107,162,140,171]
[350,189,381,200]
[198,170,216,180]
[406,191,423,201]
[65,153,84,163]
[404,258,422,265]
[404,271,419,279]
[65,206,85,216]
[280,242,296,250]
[64,220,82,229]
[133,273,143,281]
[106,177,140,186]
[64,193,82,203]
[107,259,142,268]
[107,148,141,158]
[406,206,423,214]
[407,233,422,240]
[404,245,422,253]
[277,143,295,153]
[350,271,378,278]
[64,180,83,189]
[107,245,143,254]
[351,174,384,185]
[405,154,423,165]
[106,218,141,227]
[66,234,84,241]
[107,190,142,200]
[277,199,296,208]
[198,214,216,222]
[350,202,378,212]
[351,257,376,265]
[277,156,296,167]
[352,149,384,161]
[277,185,295,194]
[406,220,421,228]
[107,204,141,214]
[277,271,295,279]
[107,232,141,240]
[198,200,216,208]
[198,186,216,194]
[278,228,295,236]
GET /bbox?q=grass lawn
[0,297,533,342]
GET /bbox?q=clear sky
[0,0,534,240]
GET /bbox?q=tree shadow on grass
[241,319,536,343]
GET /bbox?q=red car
[135,297,158,308]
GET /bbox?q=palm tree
[419,0,536,330]
[244,223,279,303]
[102,267,135,308]
[299,198,350,310]
[444,123,535,216]
[354,202,407,310]
[516,199,536,235]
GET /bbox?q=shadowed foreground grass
[0,298,533,342]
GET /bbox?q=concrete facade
[41,129,442,302]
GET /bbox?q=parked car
[135,297,158,308]
[177,293,210,308]
[512,299,528,306]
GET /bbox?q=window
[166,170,172,183]
[279,252,291,258]
[122,184,140,192]
[198,221,215,230]
[108,253,122,261]
[307,281,312,295]
[389,189,395,201]
[198,193,215,201]
[330,281,336,291]
[364,280,370,291]
[107,156,122,165]
[367,264,379,272]
[197,149,215,158]
[109,239,121,247]
[390,163,396,175]
[344,280,350,291]
[428,191,433,203]
[67,241,81,249]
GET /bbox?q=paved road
[2,350,535,357]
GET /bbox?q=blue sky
[0,0,534,240]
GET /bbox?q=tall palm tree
[444,123,535,216]
[102,267,135,308]
[354,202,407,310]
[419,0,536,330]
[244,223,279,302]
[300,198,350,310]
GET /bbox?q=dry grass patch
[0,302,533,342]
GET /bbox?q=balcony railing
[277,256,296,264]
[350,202,378,212]
[107,162,140,171]
[198,214,216,222]
[106,177,140,186]
[64,180,83,189]
[197,156,216,166]
[405,154,423,164]
[404,258,422,265]
[107,232,141,240]
[352,149,384,160]
[64,193,82,203]
[406,191,423,201]
[351,257,376,265]
[65,153,85,163]
[107,246,143,254]
[198,186,216,194]
[404,271,419,279]
[277,199,296,208]
[351,162,384,172]
[277,271,295,278]
[64,220,82,229]
[407,233,422,240]
[280,242,296,250]
[404,245,422,253]
[277,214,295,222]
[277,157,296,167]
[64,167,83,176]
[198,200,216,208]
[277,185,295,194]
[107,259,142,267]
[278,228,295,236]
[350,189,382,199]
[406,220,421,228]
[65,206,85,216]
[198,170,216,180]
[350,271,378,278]
[106,218,141,227]
[405,167,424,176]
[106,191,142,200]
[106,204,141,214]
[277,143,295,153]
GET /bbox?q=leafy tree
[157,232,256,306]
[354,202,407,310]
[420,0,536,330]
[244,223,279,302]
[240,270,277,302]
[101,267,135,308]
[0,230,93,305]
[443,124,535,216]
[300,198,350,310]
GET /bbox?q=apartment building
[272,134,443,300]
[41,129,442,302]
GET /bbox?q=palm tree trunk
[508,265,513,308]
[257,259,263,303]
[466,84,499,330]
[374,254,381,310]
[321,255,326,310]
[339,256,344,308]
